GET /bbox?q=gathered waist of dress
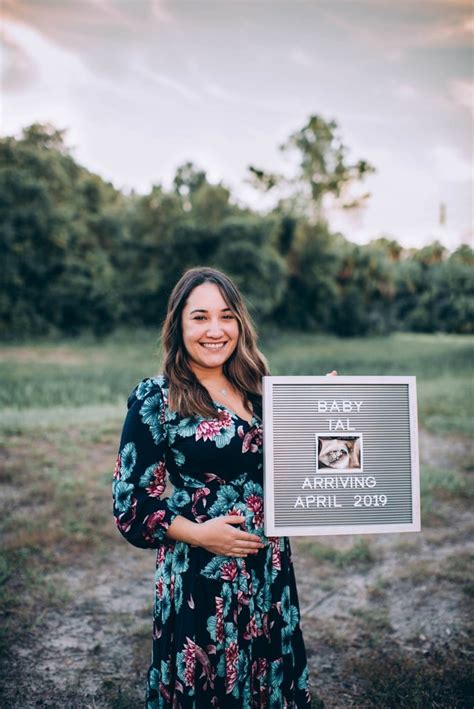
[167,470,265,535]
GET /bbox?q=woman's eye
[223,315,235,320]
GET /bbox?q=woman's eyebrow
[189,307,232,314]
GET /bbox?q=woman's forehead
[184,282,230,311]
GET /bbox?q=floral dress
[112,375,311,708]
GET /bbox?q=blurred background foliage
[1,118,472,340]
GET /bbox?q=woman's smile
[200,341,228,349]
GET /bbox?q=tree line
[1,120,472,339]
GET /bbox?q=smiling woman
[112,267,313,708]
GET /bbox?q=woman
[112,267,312,708]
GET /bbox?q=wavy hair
[160,267,269,418]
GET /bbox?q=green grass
[350,645,474,708]
[0,331,472,435]
[421,465,473,501]
[0,330,472,705]
[297,538,375,568]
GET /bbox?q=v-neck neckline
[212,400,260,427]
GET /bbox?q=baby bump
[191,479,265,537]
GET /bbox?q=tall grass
[0,331,472,434]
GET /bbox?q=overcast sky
[1,0,473,248]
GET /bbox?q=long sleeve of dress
[112,379,177,549]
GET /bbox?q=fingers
[234,535,264,548]
[223,516,263,544]
[223,515,264,549]
[234,537,265,551]
[326,370,338,376]
[223,515,245,525]
[231,544,262,556]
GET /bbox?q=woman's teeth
[201,342,226,349]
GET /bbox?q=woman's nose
[206,321,224,337]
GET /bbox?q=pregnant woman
[112,266,312,707]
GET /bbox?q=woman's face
[181,282,240,374]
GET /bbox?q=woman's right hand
[194,515,265,557]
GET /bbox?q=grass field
[0,331,473,708]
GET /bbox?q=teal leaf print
[161,591,171,623]
[174,573,183,613]
[169,489,191,513]
[136,379,157,401]
[161,659,170,685]
[176,417,199,438]
[224,621,238,643]
[270,658,284,688]
[207,486,238,516]
[213,427,235,448]
[120,442,136,479]
[113,479,134,513]
[282,625,293,654]
[222,582,232,615]
[171,447,185,466]
[201,556,230,581]
[172,542,189,574]
[297,665,309,690]
[180,473,206,489]
[140,393,165,444]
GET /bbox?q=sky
[1,0,473,249]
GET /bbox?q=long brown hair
[161,266,269,417]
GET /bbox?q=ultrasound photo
[316,434,363,473]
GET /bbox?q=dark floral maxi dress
[112,375,311,708]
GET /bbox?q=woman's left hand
[326,370,338,376]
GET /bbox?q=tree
[214,217,287,320]
[248,114,375,220]
[332,242,396,336]
[0,123,125,336]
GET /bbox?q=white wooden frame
[263,376,421,536]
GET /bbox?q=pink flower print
[195,409,233,442]
[215,596,225,644]
[152,619,162,640]
[237,589,247,609]
[220,560,238,582]
[244,615,258,640]
[217,409,233,427]
[195,419,222,442]
[191,487,210,516]
[146,461,167,497]
[241,426,263,453]
[269,536,282,571]
[195,644,215,691]
[246,494,263,529]
[113,454,121,479]
[225,640,239,694]
[182,636,196,686]
[156,576,164,600]
[156,545,166,565]
[262,612,270,641]
[143,509,167,542]
[257,657,268,680]
[204,472,226,485]
[159,684,171,703]
[114,496,137,534]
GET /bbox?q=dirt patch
[0,427,473,708]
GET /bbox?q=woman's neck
[189,363,226,386]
